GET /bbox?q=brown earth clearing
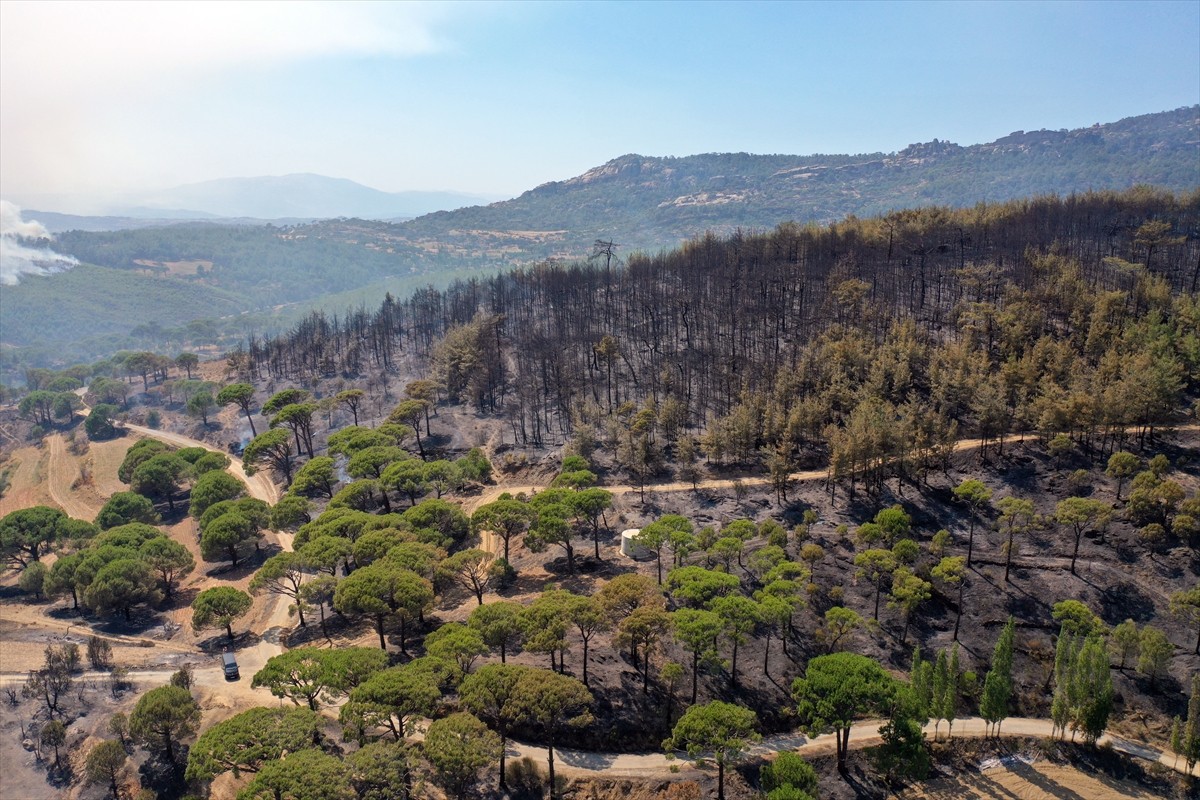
[132,259,213,277]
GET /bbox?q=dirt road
[44,433,96,521]
[468,425,1200,514]
[1,419,293,707]
[517,715,1200,780]
[11,417,1197,782]
[116,421,292,690]
[458,425,1200,780]
[120,421,279,505]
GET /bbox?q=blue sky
[1,0,1197,206]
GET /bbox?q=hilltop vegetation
[397,106,1199,254]
[239,189,1200,461]
[0,234,487,380]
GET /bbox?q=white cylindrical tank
[621,529,649,558]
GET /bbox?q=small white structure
[621,529,651,559]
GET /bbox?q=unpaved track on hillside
[120,422,280,505]
[10,421,1198,781]
[0,613,197,658]
[45,433,97,521]
[143,420,1200,780]
[117,421,291,690]
[459,423,1200,779]
[3,420,291,708]
[516,715,1200,780]
[468,425,1200,513]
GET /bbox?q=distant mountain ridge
[23,210,318,234]
[124,173,498,220]
[7,175,499,223]
[389,105,1200,257]
[5,106,1198,373]
[18,107,1197,238]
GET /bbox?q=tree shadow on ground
[161,587,200,611]
[841,760,889,799]
[536,553,639,583]
[139,751,188,800]
[1097,581,1157,624]
[842,493,886,525]
[498,571,562,599]
[155,504,191,527]
[45,761,74,789]
[1111,539,1144,564]
[195,630,263,654]
[1007,760,1088,800]
[91,610,170,638]
[202,543,282,580]
[778,505,812,530]
[1120,671,1184,718]
[969,562,1053,626]
[283,612,357,647]
[1005,592,1046,625]
[44,603,91,622]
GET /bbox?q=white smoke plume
[0,200,78,285]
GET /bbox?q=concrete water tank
[621,529,650,559]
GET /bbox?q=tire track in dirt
[45,433,98,521]
[0,445,51,518]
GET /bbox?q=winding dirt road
[114,421,292,697]
[468,425,1200,513]
[533,715,1200,779]
[458,423,1200,779]
[119,421,280,506]
[3,419,293,704]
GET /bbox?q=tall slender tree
[952,479,992,567]
[980,616,1015,736]
[996,497,1034,583]
[217,383,259,437]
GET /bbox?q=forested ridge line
[231,189,1200,486]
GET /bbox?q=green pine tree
[931,650,949,740]
[910,646,932,724]
[1185,673,1200,772]
[980,617,1015,736]
[941,644,960,740]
